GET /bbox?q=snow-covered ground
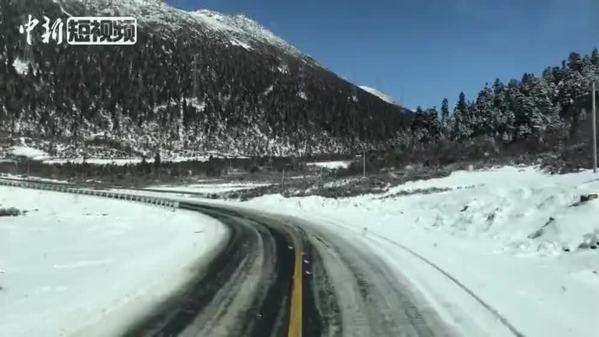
[42,158,147,166]
[147,181,270,194]
[306,160,352,170]
[104,181,269,199]
[8,146,51,161]
[241,166,599,337]
[43,156,210,166]
[0,173,70,184]
[1,145,248,166]
[41,154,234,166]
[0,186,228,337]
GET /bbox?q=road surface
[121,201,456,337]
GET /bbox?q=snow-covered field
[1,144,246,166]
[8,146,51,161]
[0,187,228,337]
[42,158,147,166]
[0,173,69,184]
[42,155,222,166]
[306,160,352,170]
[147,181,270,194]
[241,166,599,337]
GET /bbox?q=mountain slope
[0,0,413,158]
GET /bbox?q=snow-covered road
[2,165,598,337]
[123,202,474,337]
[242,166,599,337]
[1,181,497,337]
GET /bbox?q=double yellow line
[287,229,303,337]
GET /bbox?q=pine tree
[411,106,441,143]
[491,80,515,142]
[456,92,468,113]
[541,67,555,83]
[451,92,473,139]
[440,98,450,136]
[567,52,583,72]
[592,48,599,66]
[472,86,497,137]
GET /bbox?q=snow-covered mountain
[191,10,305,57]
[0,0,412,158]
[63,0,309,59]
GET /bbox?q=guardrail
[0,178,179,211]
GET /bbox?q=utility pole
[594,80,597,173]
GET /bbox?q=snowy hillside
[191,9,308,58]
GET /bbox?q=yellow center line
[287,228,303,337]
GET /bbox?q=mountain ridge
[359,86,398,105]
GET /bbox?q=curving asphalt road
[121,201,459,337]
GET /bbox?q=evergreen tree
[411,106,441,143]
[492,79,515,141]
[440,97,450,136]
[452,92,472,140]
[456,92,468,113]
[567,52,583,72]
[472,86,497,137]
[591,48,599,66]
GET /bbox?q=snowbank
[242,166,599,337]
[0,186,228,337]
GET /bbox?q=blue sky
[167,0,598,110]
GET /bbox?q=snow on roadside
[241,166,599,337]
[0,186,228,337]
